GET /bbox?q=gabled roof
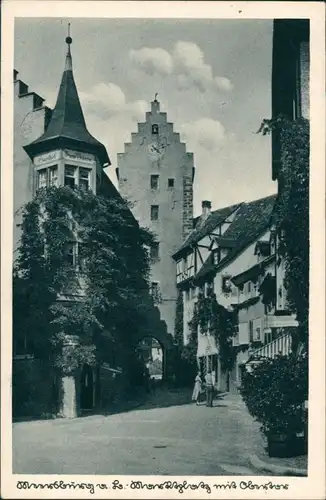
[172,203,241,259]
[194,194,277,282]
[24,39,110,166]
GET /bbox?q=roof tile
[194,194,277,282]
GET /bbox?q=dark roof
[172,203,241,259]
[231,255,275,286]
[24,45,110,166]
[194,194,277,282]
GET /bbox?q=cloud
[179,118,226,151]
[129,41,233,94]
[129,47,173,76]
[79,82,147,121]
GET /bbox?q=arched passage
[131,301,174,382]
[137,336,164,382]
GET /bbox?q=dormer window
[152,124,159,135]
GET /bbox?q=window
[79,167,90,191]
[168,178,175,188]
[65,242,75,266]
[49,166,58,186]
[37,169,47,189]
[151,205,159,220]
[64,165,76,189]
[150,242,159,260]
[152,124,159,135]
[213,249,221,265]
[150,282,161,304]
[222,276,232,294]
[206,281,214,297]
[185,289,190,301]
[150,175,159,190]
[248,281,252,293]
[77,242,87,272]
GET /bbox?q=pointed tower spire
[24,27,110,166]
[65,23,73,71]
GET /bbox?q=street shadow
[100,387,229,415]
[13,388,230,422]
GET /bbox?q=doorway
[80,364,94,410]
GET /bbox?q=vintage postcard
[1,1,325,499]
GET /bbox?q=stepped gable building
[172,194,277,392]
[117,97,195,338]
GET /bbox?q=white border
[1,2,325,499]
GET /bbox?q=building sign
[34,150,61,166]
[197,333,218,358]
[63,149,95,165]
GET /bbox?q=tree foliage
[258,116,309,352]
[240,353,308,435]
[13,186,154,375]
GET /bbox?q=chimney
[202,200,211,217]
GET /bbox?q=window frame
[150,174,159,190]
[150,242,160,261]
[221,275,232,294]
[64,164,92,191]
[79,167,90,191]
[48,165,59,187]
[150,205,159,221]
[168,178,175,189]
[64,164,77,189]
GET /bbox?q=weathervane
[66,22,72,45]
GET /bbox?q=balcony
[264,312,298,332]
[248,331,292,361]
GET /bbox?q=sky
[15,18,277,216]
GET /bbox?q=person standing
[192,373,202,406]
[205,371,213,407]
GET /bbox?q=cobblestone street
[13,389,275,476]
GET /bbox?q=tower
[117,96,195,336]
[24,31,110,197]
[19,30,114,419]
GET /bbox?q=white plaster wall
[14,84,47,253]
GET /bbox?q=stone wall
[183,174,194,240]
